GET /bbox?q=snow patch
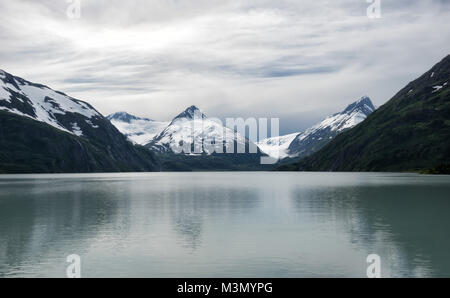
[19,84,99,119]
[0,72,100,136]
[0,87,12,103]
[0,80,24,103]
[71,122,83,136]
[432,85,443,93]
[85,119,99,128]
[308,109,367,133]
[0,106,33,119]
[259,97,375,159]
[150,109,250,155]
[0,106,74,134]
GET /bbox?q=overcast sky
[0,0,449,134]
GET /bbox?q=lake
[0,172,449,278]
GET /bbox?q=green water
[0,172,449,277]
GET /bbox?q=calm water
[0,172,449,278]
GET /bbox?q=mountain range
[107,99,372,170]
[1,54,449,173]
[110,106,266,171]
[280,54,450,173]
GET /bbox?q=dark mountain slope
[282,55,450,173]
[0,112,157,174]
[0,70,158,173]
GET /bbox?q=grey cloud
[0,0,449,134]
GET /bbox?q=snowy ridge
[0,69,101,136]
[107,112,169,145]
[303,96,374,134]
[171,105,207,122]
[258,96,376,160]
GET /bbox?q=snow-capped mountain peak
[107,111,152,123]
[0,69,102,136]
[148,105,251,155]
[0,69,160,173]
[309,96,375,134]
[258,96,376,160]
[172,105,206,122]
[343,96,375,115]
[287,96,375,157]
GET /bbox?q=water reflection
[291,178,450,277]
[0,173,449,277]
[169,183,260,250]
[0,178,126,277]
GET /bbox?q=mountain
[0,69,157,173]
[107,112,169,145]
[287,96,375,159]
[148,105,249,154]
[145,106,266,170]
[258,96,375,160]
[107,111,150,123]
[282,55,450,173]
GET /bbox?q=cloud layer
[1,0,449,133]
